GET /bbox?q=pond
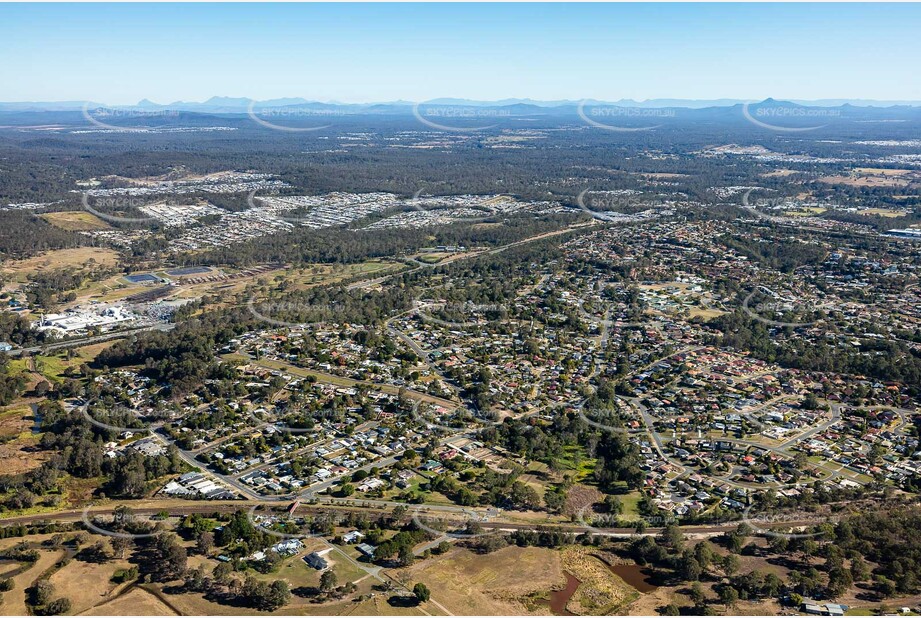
[540,571,580,615]
[31,402,42,433]
[607,563,659,593]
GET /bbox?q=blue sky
[1,3,919,104]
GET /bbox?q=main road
[6,322,175,357]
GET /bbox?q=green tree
[266,580,291,610]
[413,582,431,604]
[398,545,415,567]
[719,586,739,609]
[196,531,214,555]
[679,554,702,582]
[320,570,338,593]
[722,554,740,577]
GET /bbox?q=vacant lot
[761,169,799,177]
[0,247,120,282]
[40,211,111,231]
[784,207,827,217]
[48,552,135,614]
[81,586,179,616]
[26,341,115,383]
[392,545,565,615]
[0,433,46,476]
[820,169,918,188]
[857,208,910,218]
[0,545,66,616]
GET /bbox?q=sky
[1,3,920,104]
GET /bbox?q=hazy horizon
[5,96,921,108]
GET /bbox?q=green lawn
[556,445,597,482]
[255,548,367,589]
[615,490,644,521]
[31,354,70,382]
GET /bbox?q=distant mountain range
[1,96,920,114]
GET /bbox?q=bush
[27,579,55,607]
[40,597,72,616]
[111,567,139,584]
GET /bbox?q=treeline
[720,232,827,273]
[0,400,185,511]
[711,310,921,391]
[0,211,89,260]
[93,309,256,394]
[184,212,576,269]
[833,507,921,595]
[26,263,117,309]
[478,411,645,492]
[0,353,27,405]
[0,312,46,347]
[616,503,921,609]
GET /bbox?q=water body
[542,572,580,616]
[540,562,657,615]
[607,563,658,593]
[31,402,42,434]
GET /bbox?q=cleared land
[819,169,918,188]
[47,551,135,614]
[857,208,910,217]
[0,248,120,282]
[40,211,110,231]
[761,169,799,177]
[392,545,566,615]
[80,586,179,616]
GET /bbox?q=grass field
[47,551,135,614]
[392,545,565,615]
[40,210,111,231]
[688,308,725,320]
[69,275,142,305]
[0,247,120,283]
[615,491,644,521]
[0,544,66,616]
[761,169,799,177]
[785,207,827,217]
[30,354,70,383]
[820,169,917,189]
[249,544,368,591]
[16,342,115,384]
[858,208,910,218]
[415,253,453,264]
[556,445,597,482]
[82,586,179,616]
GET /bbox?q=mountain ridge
[2,97,921,114]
